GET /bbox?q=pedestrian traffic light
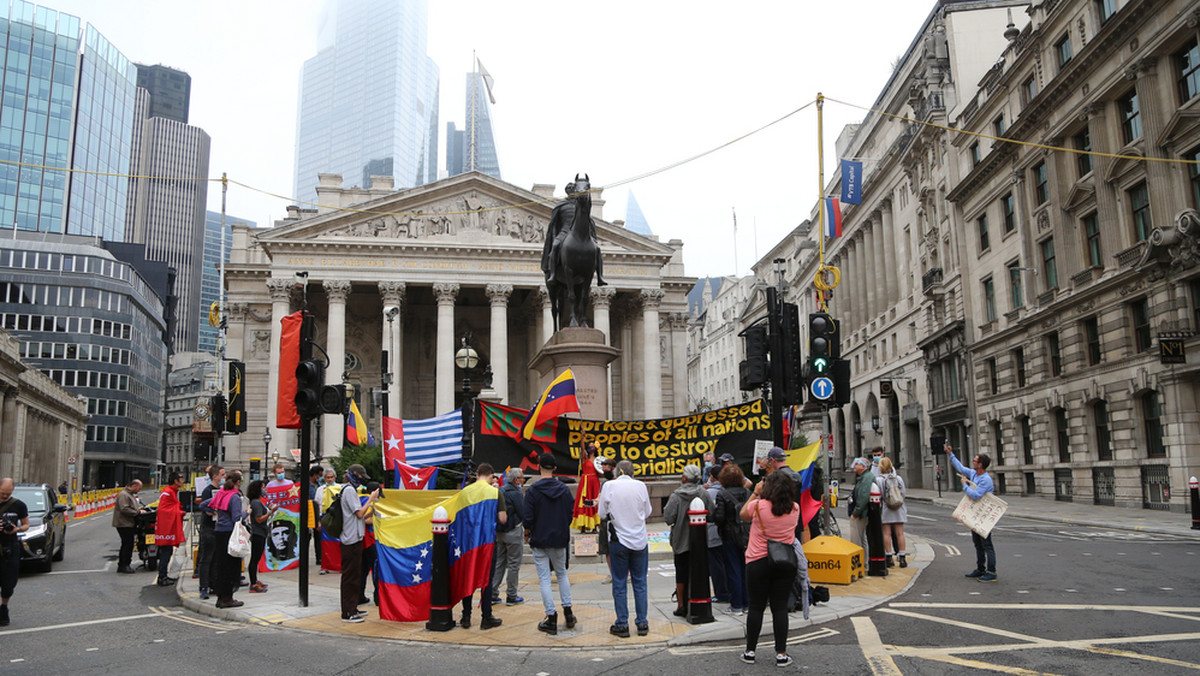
[295,358,325,418]
[780,303,804,404]
[831,358,851,406]
[227,360,246,434]
[210,393,227,434]
[739,324,769,391]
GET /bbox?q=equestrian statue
[542,174,607,332]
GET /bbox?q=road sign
[811,376,834,401]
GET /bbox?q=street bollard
[687,497,714,625]
[1190,477,1199,531]
[425,505,455,632]
[867,484,887,577]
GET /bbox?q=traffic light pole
[766,287,784,448]
[298,415,311,608]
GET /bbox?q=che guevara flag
[374,480,497,622]
[785,440,825,527]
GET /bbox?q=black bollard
[1190,477,1199,531]
[686,497,714,625]
[866,483,887,577]
[425,505,455,631]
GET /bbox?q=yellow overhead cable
[0,157,220,182]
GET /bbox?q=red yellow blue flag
[517,368,579,440]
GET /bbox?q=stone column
[881,201,899,308]
[379,281,406,420]
[539,288,554,345]
[669,313,688,415]
[486,283,513,404]
[322,279,352,454]
[851,235,864,333]
[590,286,616,344]
[640,289,664,419]
[845,242,857,332]
[872,219,886,320]
[434,283,459,414]
[265,278,293,458]
[1127,58,1175,231]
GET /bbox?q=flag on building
[394,460,439,490]
[477,57,496,104]
[840,159,863,204]
[784,440,825,527]
[382,411,464,468]
[346,398,372,446]
[824,197,842,238]
[518,369,580,440]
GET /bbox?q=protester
[339,464,380,622]
[597,460,652,638]
[307,465,324,569]
[154,472,185,587]
[739,470,800,667]
[201,474,245,608]
[718,452,754,490]
[713,464,751,615]
[848,458,875,554]
[948,446,997,582]
[870,446,884,474]
[704,465,730,605]
[317,468,337,574]
[246,480,276,593]
[492,467,525,606]
[662,464,714,618]
[597,456,616,584]
[112,479,143,574]
[0,477,30,627]
[196,465,225,599]
[570,441,601,532]
[522,453,576,635]
[875,457,908,568]
[459,463,505,630]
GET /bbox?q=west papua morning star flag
[824,198,842,238]
[383,411,464,468]
[840,159,863,204]
[394,460,439,490]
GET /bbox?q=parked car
[12,483,67,572]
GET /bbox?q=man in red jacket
[154,473,185,586]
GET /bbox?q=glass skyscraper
[197,210,252,356]
[446,72,500,179]
[0,1,136,239]
[293,0,440,201]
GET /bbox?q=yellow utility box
[803,535,864,585]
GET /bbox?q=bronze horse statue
[545,174,603,331]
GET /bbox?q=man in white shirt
[596,460,652,638]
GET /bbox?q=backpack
[319,486,346,539]
[883,474,904,510]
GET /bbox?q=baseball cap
[718,453,735,463]
[538,453,558,469]
[766,447,786,461]
[346,463,370,480]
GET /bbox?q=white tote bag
[228,520,251,558]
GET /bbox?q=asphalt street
[3,496,1199,675]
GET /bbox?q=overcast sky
[46,0,936,279]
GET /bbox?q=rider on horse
[542,181,607,287]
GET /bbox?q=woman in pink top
[738,470,800,667]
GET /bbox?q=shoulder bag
[754,500,797,571]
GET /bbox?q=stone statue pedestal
[529,327,621,420]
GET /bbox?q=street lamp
[455,334,480,460]
[871,415,881,434]
[263,427,272,457]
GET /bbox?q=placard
[952,491,1008,538]
[573,533,598,556]
[752,439,773,474]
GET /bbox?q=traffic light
[227,361,246,434]
[295,358,325,418]
[831,358,851,406]
[739,325,769,391]
[808,312,836,384]
[780,302,803,404]
[319,383,347,415]
[210,393,227,434]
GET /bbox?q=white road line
[907,514,936,522]
[878,608,1055,645]
[47,567,110,575]
[851,617,903,676]
[668,628,837,655]
[0,612,161,636]
[889,602,1200,613]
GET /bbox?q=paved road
[3,499,1199,675]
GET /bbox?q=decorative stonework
[590,286,616,308]
[227,302,248,323]
[251,330,271,360]
[323,279,352,302]
[485,283,513,306]
[378,281,406,308]
[640,288,665,310]
[266,278,293,302]
[319,195,547,244]
[1036,209,1051,233]
[433,282,460,305]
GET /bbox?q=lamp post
[854,420,862,457]
[383,306,398,420]
[871,415,881,435]
[263,427,272,457]
[455,334,480,460]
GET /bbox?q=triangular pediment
[1157,102,1200,149]
[1061,179,1096,213]
[257,172,673,258]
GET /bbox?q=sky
[45,0,937,279]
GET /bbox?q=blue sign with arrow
[810,376,834,401]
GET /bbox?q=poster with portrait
[260,483,301,572]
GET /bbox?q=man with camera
[1,477,31,627]
[338,464,380,623]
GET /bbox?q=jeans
[531,547,572,615]
[708,544,729,602]
[360,544,378,601]
[248,534,265,585]
[116,526,135,569]
[972,531,996,572]
[745,556,794,655]
[492,525,523,600]
[340,541,363,618]
[608,539,648,627]
[157,545,174,580]
[197,527,215,591]
[1,544,18,598]
[721,541,747,610]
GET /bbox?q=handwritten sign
[952,492,1008,538]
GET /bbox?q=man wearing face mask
[338,464,380,623]
[266,464,293,489]
[307,466,324,570]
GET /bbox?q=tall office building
[0,1,137,239]
[293,0,440,201]
[197,210,253,356]
[446,72,500,179]
[126,64,211,354]
[134,63,190,124]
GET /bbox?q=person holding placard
[946,444,997,582]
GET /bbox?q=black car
[12,483,67,571]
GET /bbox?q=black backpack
[319,487,346,539]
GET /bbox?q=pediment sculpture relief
[319,196,547,244]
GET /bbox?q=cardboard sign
[952,491,1008,538]
[573,533,599,556]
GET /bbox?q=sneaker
[319,569,330,575]
[722,607,743,616]
[342,615,365,624]
[249,582,268,593]
[490,597,501,606]
[459,614,471,629]
[157,577,177,587]
[602,575,612,584]
[480,616,502,630]
[965,569,985,578]
[505,596,524,606]
[353,610,368,619]
[740,650,756,664]
[636,622,649,636]
[0,605,9,627]
[776,653,793,667]
[609,623,630,638]
[199,587,210,600]
[978,572,998,582]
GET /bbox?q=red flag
[394,460,438,490]
[276,312,303,429]
[382,416,405,466]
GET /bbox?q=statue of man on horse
[541,174,607,332]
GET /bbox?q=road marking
[890,631,1200,658]
[1089,646,1200,669]
[0,612,161,636]
[86,648,99,651]
[851,617,902,676]
[878,608,1053,645]
[147,605,229,630]
[11,659,25,663]
[908,514,936,522]
[47,567,110,575]
[890,602,1200,613]
[669,628,837,654]
[918,536,960,556]
[915,652,1061,675]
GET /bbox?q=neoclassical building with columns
[220,172,694,463]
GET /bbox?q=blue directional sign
[810,376,834,401]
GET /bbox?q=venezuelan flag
[374,480,497,622]
[518,368,580,440]
[785,440,825,527]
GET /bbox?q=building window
[1047,331,1062,376]
[1021,416,1033,464]
[1041,237,1058,290]
[1177,40,1200,102]
[1055,407,1070,462]
[1008,261,1024,309]
[1190,146,1200,209]
[1022,75,1038,103]
[1056,34,1073,68]
[1084,316,1102,366]
[1084,213,1102,267]
[1119,91,1141,144]
[1143,391,1165,458]
[1096,0,1117,25]
[1002,193,1016,233]
[1129,182,1151,242]
[1075,128,1093,176]
[983,277,996,322]
[1094,400,1112,461]
[978,214,990,251]
[1014,347,1027,388]
[1131,297,1151,352]
[1033,162,1048,204]
[987,357,998,395]
[994,115,1006,136]
[970,142,981,167]
[993,420,1005,465]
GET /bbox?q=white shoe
[602,575,612,584]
